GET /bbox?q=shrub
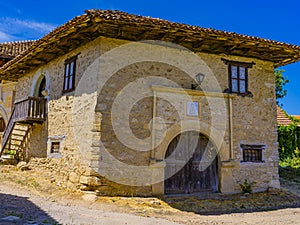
[279,148,300,169]
[239,179,256,194]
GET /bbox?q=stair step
[10,135,25,139]
[9,140,22,144]
[10,133,26,137]
[11,130,27,135]
[14,124,30,130]
[9,146,21,149]
[13,128,29,132]
[10,135,24,141]
[1,154,15,160]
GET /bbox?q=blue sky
[0,0,299,114]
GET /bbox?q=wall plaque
[187,101,199,116]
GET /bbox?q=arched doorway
[34,75,46,97]
[164,131,218,194]
[0,117,6,132]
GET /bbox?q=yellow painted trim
[151,90,157,160]
[151,85,235,99]
[228,97,234,160]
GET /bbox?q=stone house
[1,10,300,196]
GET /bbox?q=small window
[63,56,77,93]
[222,59,254,95]
[241,144,265,163]
[47,135,65,158]
[50,141,60,154]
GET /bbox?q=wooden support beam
[173,35,187,44]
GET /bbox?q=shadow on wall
[0,193,58,224]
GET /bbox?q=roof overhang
[1,9,300,81]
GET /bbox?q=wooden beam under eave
[54,44,73,55]
[35,50,58,60]
[173,35,187,44]
[73,32,95,42]
[153,32,169,40]
[135,30,151,40]
[192,39,204,49]
[25,56,49,66]
[177,41,194,52]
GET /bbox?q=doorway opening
[164,131,218,194]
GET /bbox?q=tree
[275,69,289,104]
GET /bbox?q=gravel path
[0,184,181,225]
[0,176,300,225]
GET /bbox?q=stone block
[69,172,79,183]
[82,191,98,202]
[79,175,101,187]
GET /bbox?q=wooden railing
[1,96,46,154]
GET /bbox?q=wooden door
[164,131,218,194]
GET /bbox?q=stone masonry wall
[15,36,279,195]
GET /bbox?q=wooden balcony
[12,97,46,123]
[1,96,46,156]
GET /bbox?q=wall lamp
[191,73,205,89]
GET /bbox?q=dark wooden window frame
[50,141,61,154]
[63,55,78,93]
[240,144,265,163]
[222,59,255,96]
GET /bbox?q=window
[229,64,247,93]
[50,141,60,154]
[47,135,65,158]
[222,59,254,95]
[241,144,265,163]
[63,56,77,93]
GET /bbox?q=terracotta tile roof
[0,40,36,58]
[292,115,300,120]
[277,106,292,126]
[1,10,300,81]
[86,9,300,51]
[277,106,300,126]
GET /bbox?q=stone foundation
[28,157,152,196]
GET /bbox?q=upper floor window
[63,56,77,93]
[229,64,247,93]
[222,59,255,95]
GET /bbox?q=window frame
[229,64,248,94]
[47,135,65,158]
[50,141,61,154]
[62,55,77,93]
[240,144,265,163]
[222,59,255,95]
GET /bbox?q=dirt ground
[0,165,300,225]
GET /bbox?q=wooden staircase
[0,96,46,160]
